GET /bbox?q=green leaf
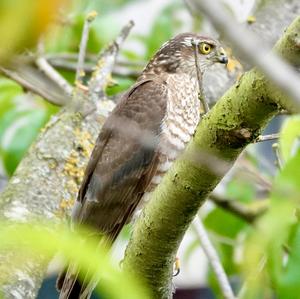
[1,110,50,175]
[278,223,300,298]
[0,221,150,299]
[204,207,246,238]
[226,179,256,203]
[145,2,183,59]
[279,115,300,163]
[242,150,300,298]
[204,207,247,277]
[0,78,58,175]
[0,78,22,118]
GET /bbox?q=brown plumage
[58,33,228,299]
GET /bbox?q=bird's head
[143,33,228,78]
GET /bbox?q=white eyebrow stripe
[181,37,193,46]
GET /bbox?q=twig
[278,109,290,115]
[88,20,134,102]
[0,66,69,106]
[193,216,236,299]
[272,143,283,169]
[76,11,98,83]
[209,193,269,223]
[47,59,140,79]
[187,0,300,111]
[256,133,279,142]
[46,53,145,68]
[36,43,73,97]
[192,39,210,113]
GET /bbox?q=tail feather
[57,264,92,299]
[57,226,124,298]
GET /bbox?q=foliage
[199,115,300,299]
[0,78,58,175]
[0,0,64,63]
[0,222,149,299]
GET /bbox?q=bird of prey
[58,33,228,299]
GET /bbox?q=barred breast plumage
[137,73,200,209]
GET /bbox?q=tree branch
[209,194,269,223]
[192,216,236,299]
[76,11,97,83]
[256,133,279,142]
[88,20,134,103]
[36,42,73,97]
[187,0,300,112]
[122,17,300,299]
[46,59,140,80]
[0,21,133,299]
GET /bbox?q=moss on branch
[123,17,300,299]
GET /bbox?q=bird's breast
[137,74,200,210]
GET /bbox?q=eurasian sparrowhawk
[58,33,228,299]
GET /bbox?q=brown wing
[72,79,168,239]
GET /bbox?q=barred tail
[56,264,94,299]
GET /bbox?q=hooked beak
[217,47,228,64]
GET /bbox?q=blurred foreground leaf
[242,149,300,298]
[0,222,149,299]
[0,0,67,63]
[279,115,300,163]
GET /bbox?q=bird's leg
[173,256,181,276]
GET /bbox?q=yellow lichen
[59,127,95,216]
[56,198,76,218]
[247,15,256,24]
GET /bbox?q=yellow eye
[200,43,212,54]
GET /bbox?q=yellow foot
[173,257,180,277]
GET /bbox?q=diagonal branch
[209,193,269,223]
[123,17,300,299]
[36,42,74,97]
[186,0,300,112]
[192,216,236,299]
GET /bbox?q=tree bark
[0,102,114,298]
[0,17,134,298]
[122,16,300,299]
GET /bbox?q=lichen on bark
[0,101,114,299]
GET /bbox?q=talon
[173,257,180,277]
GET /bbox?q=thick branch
[0,21,133,298]
[187,0,300,112]
[123,17,300,299]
